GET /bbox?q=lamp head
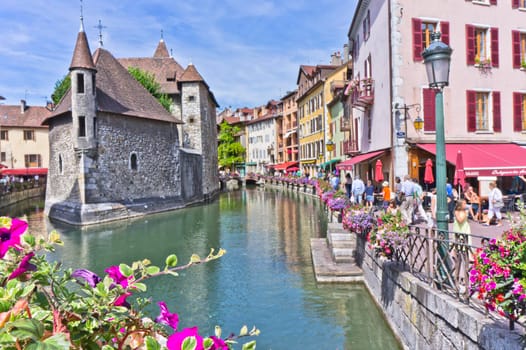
[422,32,452,89]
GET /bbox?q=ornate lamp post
[326,139,335,175]
[422,32,452,272]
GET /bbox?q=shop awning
[416,143,526,177]
[336,150,385,171]
[274,161,299,171]
[245,162,257,166]
[320,158,341,170]
[1,168,48,176]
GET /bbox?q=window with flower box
[24,154,41,168]
[412,19,449,61]
[513,93,526,132]
[466,25,499,67]
[512,30,526,69]
[467,90,501,132]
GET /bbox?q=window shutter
[467,90,477,132]
[514,92,523,131]
[466,25,476,65]
[490,0,497,4]
[493,91,501,132]
[440,21,450,46]
[412,18,423,61]
[491,27,499,67]
[512,30,521,68]
[423,88,436,132]
[513,0,520,8]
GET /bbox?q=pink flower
[114,292,132,308]
[209,335,228,350]
[8,252,36,279]
[0,218,28,258]
[155,301,179,330]
[105,265,132,288]
[167,327,204,350]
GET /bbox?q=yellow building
[296,64,338,175]
[0,100,51,178]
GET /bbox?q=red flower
[496,294,505,303]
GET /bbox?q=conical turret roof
[69,19,96,71]
[153,39,170,58]
[179,63,205,83]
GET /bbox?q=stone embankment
[0,187,46,209]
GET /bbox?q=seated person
[386,199,399,215]
[463,186,480,220]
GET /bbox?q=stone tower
[179,64,219,198]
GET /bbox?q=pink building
[340,0,526,194]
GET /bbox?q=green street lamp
[326,139,335,174]
[422,32,452,275]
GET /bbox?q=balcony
[350,78,374,108]
[330,80,347,94]
[343,140,359,155]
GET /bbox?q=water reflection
[12,190,401,350]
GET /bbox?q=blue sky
[0,0,357,110]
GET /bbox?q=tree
[51,75,70,105]
[127,67,172,112]
[218,121,245,171]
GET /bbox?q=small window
[78,116,86,137]
[23,130,35,141]
[475,92,490,131]
[0,152,5,162]
[189,117,195,123]
[513,93,526,131]
[58,154,63,174]
[24,154,41,168]
[77,73,85,93]
[0,130,8,140]
[130,153,138,171]
[188,95,195,102]
[93,117,97,138]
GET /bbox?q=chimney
[343,43,350,63]
[20,99,27,113]
[330,52,342,66]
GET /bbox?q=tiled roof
[153,39,170,58]
[0,104,51,128]
[69,29,96,71]
[179,64,205,83]
[47,48,183,124]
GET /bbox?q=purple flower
[0,218,28,258]
[155,301,179,330]
[105,265,131,288]
[167,327,204,350]
[72,269,102,288]
[8,252,36,280]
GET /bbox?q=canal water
[7,189,401,350]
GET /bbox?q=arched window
[58,154,63,174]
[130,153,138,171]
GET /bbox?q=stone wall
[0,187,46,209]
[86,113,180,203]
[355,236,524,350]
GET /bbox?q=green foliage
[51,75,71,105]
[218,121,245,169]
[127,67,172,112]
[0,217,257,349]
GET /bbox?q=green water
[8,189,402,350]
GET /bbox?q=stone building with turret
[43,19,219,225]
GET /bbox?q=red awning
[336,150,385,171]
[416,143,526,177]
[1,168,48,176]
[274,161,299,171]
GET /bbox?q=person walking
[400,175,415,224]
[394,176,402,205]
[351,175,365,205]
[484,181,504,226]
[412,178,427,224]
[344,173,352,199]
[381,181,391,209]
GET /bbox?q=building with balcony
[340,0,526,191]
[280,90,299,164]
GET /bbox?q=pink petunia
[8,252,36,279]
[114,292,132,308]
[155,301,179,330]
[105,265,132,288]
[167,327,204,350]
[0,218,28,258]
